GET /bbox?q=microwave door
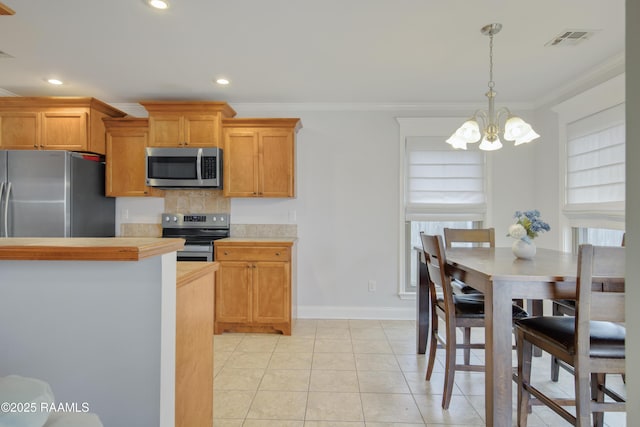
[146,153,198,187]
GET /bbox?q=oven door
[176,244,213,262]
[145,147,221,188]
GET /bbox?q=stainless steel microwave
[145,147,222,188]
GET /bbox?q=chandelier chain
[488,33,495,90]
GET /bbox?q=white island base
[0,238,183,427]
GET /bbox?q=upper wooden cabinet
[104,118,163,198]
[140,101,236,148]
[222,118,301,198]
[0,97,127,154]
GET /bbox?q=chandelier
[446,23,540,151]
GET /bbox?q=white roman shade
[405,136,486,221]
[564,103,625,225]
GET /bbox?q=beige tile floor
[213,319,626,426]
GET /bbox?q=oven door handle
[196,148,203,181]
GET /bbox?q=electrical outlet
[368,280,376,292]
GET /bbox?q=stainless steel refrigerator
[0,150,115,237]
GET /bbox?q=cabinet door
[216,261,253,323]
[252,261,290,324]
[223,129,259,197]
[259,129,294,197]
[42,111,88,150]
[184,114,218,147]
[149,114,183,147]
[0,112,40,149]
[106,129,152,197]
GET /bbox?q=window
[552,74,625,252]
[406,220,476,290]
[572,227,625,252]
[565,103,625,222]
[402,134,487,295]
[405,137,486,220]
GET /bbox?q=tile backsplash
[163,189,230,213]
[119,190,297,238]
[231,224,298,238]
[120,223,162,237]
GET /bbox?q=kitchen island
[0,238,210,427]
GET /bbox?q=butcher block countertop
[0,237,185,261]
[176,261,219,288]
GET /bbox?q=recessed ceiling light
[215,78,230,85]
[45,78,63,85]
[146,0,169,10]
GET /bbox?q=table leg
[416,250,429,354]
[485,279,514,427]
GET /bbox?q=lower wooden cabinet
[214,240,295,335]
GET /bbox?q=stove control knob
[172,216,178,222]
[219,217,225,222]
[212,217,217,222]
[164,216,170,222]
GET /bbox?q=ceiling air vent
[545,29,599,47]
[0,50,13,58]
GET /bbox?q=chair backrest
[443,228,495,249]
[420,232,455,311]
[575,244,625,338]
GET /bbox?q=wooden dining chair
[443,227,495,297]
[515,244,625,427]
[420,232,528,409]
[443,227,528,363]
[550,233,626,382]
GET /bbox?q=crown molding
[533,52,625,109]
[230,101,535,113]
[107,102,148,117]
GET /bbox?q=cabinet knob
[275,252,281,256]
[224,251,229,256]
[33,144,38,148]
[184,141,189,146]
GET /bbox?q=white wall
[230,105,547,318]
[231,107,411,319]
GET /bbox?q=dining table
[415,246,578,427]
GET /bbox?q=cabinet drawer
[215,246,290,261]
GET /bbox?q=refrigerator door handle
[0,181,4,237]
[3,182,10,237]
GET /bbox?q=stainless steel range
[161,213,230,262]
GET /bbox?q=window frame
[552,74,625,251]
[397,117,490,298]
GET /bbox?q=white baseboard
[296,305,416,320]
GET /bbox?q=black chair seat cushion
[437,295,528,319]
[461,285,482,294]
[515,316,625,359]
